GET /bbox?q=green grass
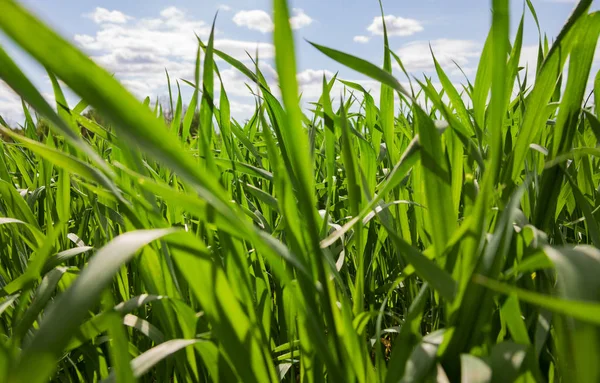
[0,0,599,381]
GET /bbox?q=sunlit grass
[0,0,599,381]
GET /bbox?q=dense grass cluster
[0,0,600,381]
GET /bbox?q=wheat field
[0,0,599,381]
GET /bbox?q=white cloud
[84,7,131,24]
[449,66,475,78]
[233,10,274,33]
[75,8,212,58]
[295,70,392,106]
[0,81,24,126]
[228,100,256,119]
[519,45,540,74]
[232,8,313,33]
[515,44,600,94]
[74,7,275,104]
[367,15,423,37]
[221,66,355,103]
[159,7,185,20]
[75,34,95,45]
[220,62,277,97]
[395,39,481,72]
[353,35,370,43]
[289,9,313,30]
[297,69,334,86]
[218,4,232,12]
[297,69,339,100]
[215,40,275,60]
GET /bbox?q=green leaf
[0,45,112,175]
[413,103,456,260]
[488,0,509,182]
[508,0,593,181]
[309,41,410,98]
[594,70,600,118]
[198,17,217,174]
[102,339,201,383]
[534,12,600,231]
[0,126,122,199]
[273,0,318,225]
[460,354,491,383]
[9,229,178,383]
[400,329,446,382]
[0,0,236,221]
[172,234,278,383]
[490,342,528,383]
[474,271,600,326]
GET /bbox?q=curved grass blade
[309,41,410,99]
[101,339,202,383]
[9,229,178,383]
[0,1,234,218]
[0,45,111,175]
[508,0,593,181]
[474,273,600,326]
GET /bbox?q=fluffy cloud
[232,8,312,33]
[0,81,24,126]
[217,4,232,12]
[160,7,185,19]
[518,45,541,74]
[297,69,335,86]
[289,9,313,30]
[215,40,275,60]
[84,7,131,24]
[73,7,275,102]
[75,9,212,58]
[296,69,334,99]
[395,39,481,73]
[213,65,328,122]
[367,15,423,37]
[220,62,277,98]
[295,70,390,105]
[233,10,274,33]
[229,100,257,119]
[220,66,336,101]
[220,66,374,105]
[353,35,370,43]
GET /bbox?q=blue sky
[0,0,597,124]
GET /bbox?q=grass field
[0,0,600,381]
